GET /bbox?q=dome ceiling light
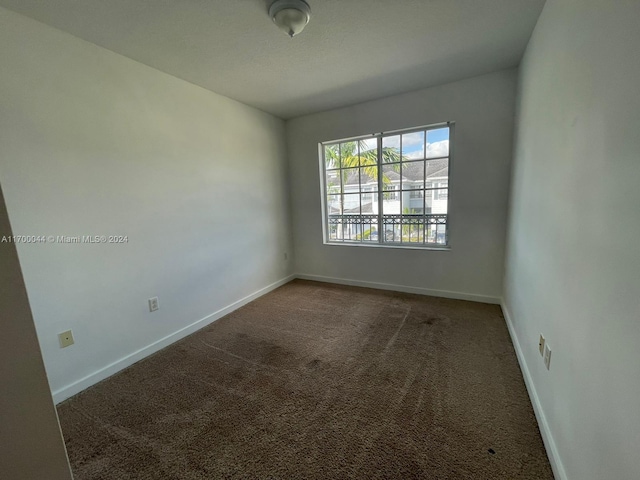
[269,0,311,38]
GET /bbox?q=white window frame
[319,122,454,250]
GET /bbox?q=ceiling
[0,0,546,119]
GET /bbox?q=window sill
[323,241,450,251]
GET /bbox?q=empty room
[1,0,639,479]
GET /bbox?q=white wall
[287,70,517,302]
[503,1,640,479]
[0,185,72,480]
[0,7,293,402]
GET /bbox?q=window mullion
[358,141,362,243]
[376,136,383,245]
[399,135,403,244]
[339,144,344,241]
[423,131,427,244]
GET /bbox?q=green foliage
[325,140,401,183]
[401,207,423,242]
[355,228,377,241]
[325,139,406,215]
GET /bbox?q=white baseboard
[52,274,296,404]
[296,273,501,305]
[501,301,567,480]
[52,272,498,404]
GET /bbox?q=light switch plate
[544,344,552,370]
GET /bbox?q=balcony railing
[327,214,447,245]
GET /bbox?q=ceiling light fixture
[269,0,311,38]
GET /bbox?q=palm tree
[324,140,401,177]
[325,140,403,240]
[325,140,402,212]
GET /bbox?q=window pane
[325,170,341,194]
[402,190,424,213]
[424,189,449,214]
[360,225,378,242]
[401,161,425,190]
[326,194,341,215]
[382,196,400,214]
[382,135,401,163]
[382,188,400,202]
[425,189,435,213]
[340,141,358,168]
[382,164,401,190]
[342,193,360,214]
[402,217,423,243]
[433,189,448,213]
[361,193,376,213]
[359,167,377,189]
[426,127,449,158]
[425,158,449,184]
[343,220,361,241]
[426,224,437,244]
[402,131,425,159]
[359,138,377,166]
[325,144,340,169]
[383,220,401,243]
[342,168,360,193]
[357,215,378,243]
[436,224,447,245]
[328,218,341,241]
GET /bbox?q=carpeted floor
[57,280,553,479]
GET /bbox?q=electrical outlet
[148,296,159,312]
[539,334,545,356]
[544,344,552,370]
[58,330,74,348]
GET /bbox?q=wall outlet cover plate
[148,296,159,312]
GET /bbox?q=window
[434,182,448,200]
[321,123,451,247]
[383,186,399,200]
[409,186,424,199]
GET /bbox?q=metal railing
[327,214,447,244]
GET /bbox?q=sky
[383,127,450,160]
[327,127,450,169]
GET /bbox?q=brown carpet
[57,280,553,479]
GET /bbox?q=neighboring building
[326,158,448,242]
